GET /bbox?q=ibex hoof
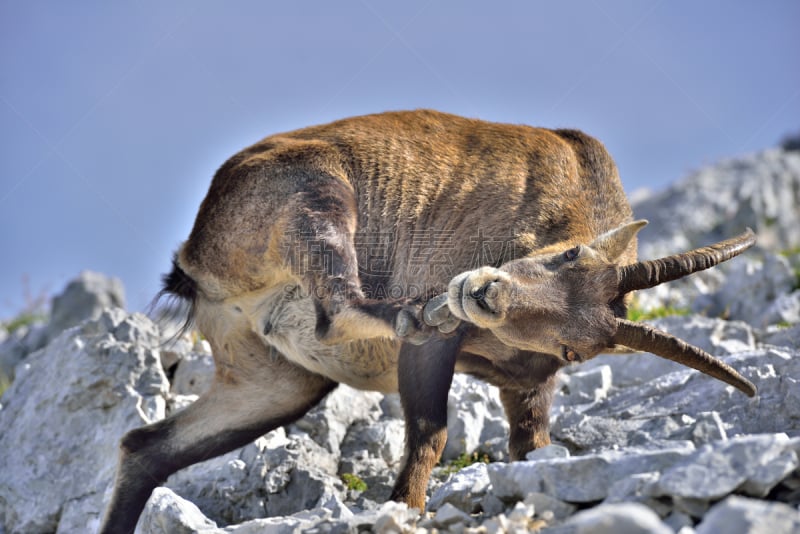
[395,309,431,345]
[423,294,460,334]
[394,295,460,344]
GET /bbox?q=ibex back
[101,110,756,532]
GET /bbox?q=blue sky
[1,1,798,319]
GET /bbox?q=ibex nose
[469,280,497,313]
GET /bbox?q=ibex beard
[100,110,756,533]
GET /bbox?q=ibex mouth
[562,345,582,363]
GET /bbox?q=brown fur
[102,110,638,533]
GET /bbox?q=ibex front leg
[500,378,558,461]
[390,331,465,510]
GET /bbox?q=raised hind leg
[279,170,442,344]
[99,339,336,534]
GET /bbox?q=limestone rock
[0,309,168,533]
[48,271,126,339]
[487,445,694,503]
[138,488,221,534]
[632,145,800,320]
[444,374,509,461]
[695,495,800,534]
[545,502,673,534]
[633,147,800,258]
[428,462,491,513]
[650,434,799,500]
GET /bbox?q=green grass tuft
[627,304,690,322]
[340,472,368,492]
[440,450,491,476]
[1,311,46,335]
[0,372,10,398]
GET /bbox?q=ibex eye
[564,246,580,261]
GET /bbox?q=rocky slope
[1,141,799,533]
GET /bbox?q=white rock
[522,492,576,521]
[428,462,491,513]
[761,323,800,349]
[487,446,693,503]
[290,383,383,456]
[432,502,471,527]
[651,434,799,500]
[553,347,800,452]
[0,309,168,533]
[444,374,508,460]
[545,502,672,534]
[695,495,800,534]
[347,501,419,532]
[634,147,800,257]
[560,365,613,405]
[705,254,797,327]
[48,271,126,340]
[525,444,570,462]
[138,487,221,534]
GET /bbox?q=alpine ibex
[101,110,756,532]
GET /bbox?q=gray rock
[632,146,800,320]
[48,271,126,339]
[138,488,222,534]
[761,323,800,350]
[651,434,798,500]
[158,333,195,371]
[479,493,506,517]
[544,502,672,534]
[695,495,800,534]
[338,419,402,503]
[691,411,728,443]
[487,445,694,503]
[428,462,491,513]
[634,147,800,258]
[0,321,47,380]
[559,365,613,405]
[0,309,168,534]
[220,512,329,534]
[762,290,800,327]
[431,502,471,528]
[699,254,797,327]
[444,374,508,460]
[552,346,800,453]
[663,510,694,532]
[165,425,345,525]
[290,384,384,457]
[525,444,570,462]
[345,501,419,532]
[523,492,577,521]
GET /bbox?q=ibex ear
[590,220,648,261]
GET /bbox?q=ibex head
[444,220,757,397]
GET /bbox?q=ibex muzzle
[445,223,757,396]
[101,110,757,533]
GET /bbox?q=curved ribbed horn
[613,319,756,397]
[617,229,756,294]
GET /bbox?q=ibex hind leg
[283,172,408,343]
[99,349,336,534]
